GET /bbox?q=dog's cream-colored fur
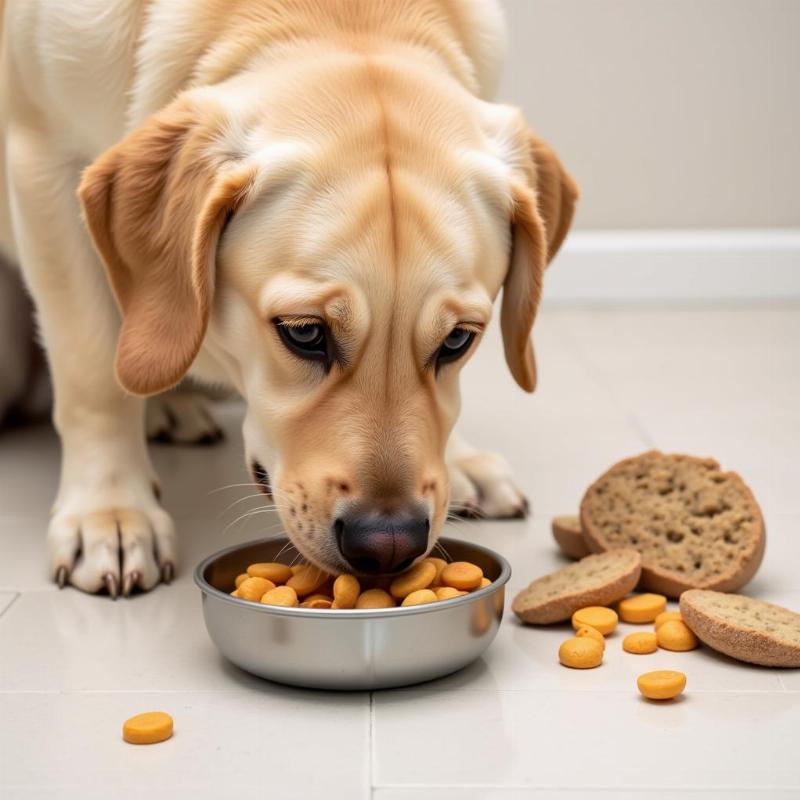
[0,0,577,595]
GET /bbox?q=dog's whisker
[219,492,275,515]
[226,506,288,532]
[222,506,280,536]
[273,540,298,562]
[433,540,454,562]
[209,482,262,495]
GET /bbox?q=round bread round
[580,451,765,598]
[680,590,800,668]
[551,515,590,560]
[512,549,641,625]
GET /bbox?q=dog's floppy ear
[79,97,256,396]
[501,131,579,392]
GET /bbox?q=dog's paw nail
[161,562,175,585]
[457,503,481,519]
[511,504,531,519]
[103,572,119,600]
[122,571,140,597]
[55,565,69,589]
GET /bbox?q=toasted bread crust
[580,451,765,598]
[680,590,800,668]
[512,549,641,625]
[552,515,590,560]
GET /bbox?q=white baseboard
[542,228,800,303]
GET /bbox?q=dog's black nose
[335,512,430,574]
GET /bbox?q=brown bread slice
[680,590,800,667]
[552,515,590,559]
[580,451,765,598]
[512,549,641,624]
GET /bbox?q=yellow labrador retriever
[0,0,577,596]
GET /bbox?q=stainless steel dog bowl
[194,536,510,690]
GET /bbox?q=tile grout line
[371,782,800,791]
[0,591,20,621]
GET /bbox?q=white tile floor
[1,306,799,799]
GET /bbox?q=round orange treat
[571,606,618,635]
[435,586,467,600]
[623,632,658,654]
[656,620,699,651]
[401,589,438,607]
[237,577,276,602]
[654,610,683,629]
[246,562,293,584]
[390,561,437,599]
[440,561,483,591]
[260,586,299,607]
[287,566,331,597]
[637,670,686,700]
[122,711,173,745]
[558,637,603,669]
[423,557,448,585]
[618,593,667,624]
[355,589,396,609]
[575,625,605,649]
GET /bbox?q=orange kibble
[637,670,686,700]
[332,574,360,609]
[571,606,618,635]
[424,557,448,586]
[558,637,604,669]
[441,561,483,591]
[300,597,333,609]
[434,586,468,600]
[618,593,667,624]
[623,632,658,654]
[355,589,396,609]
[286,565,331,597]
[260,585,299,607]
[122,711,173,745]
[237,577,276,602]
[246,562,293,584]
[656,620,699,651]
[575,625,605,649]
[401,589,438,607]
[234,573,249,589]
[655,611,683,629]
[390,561,437,599]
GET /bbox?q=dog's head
[79,71,577,576]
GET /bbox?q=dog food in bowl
[195,536,511,690]
[229,557,492,609]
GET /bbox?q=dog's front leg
[7,127,175,597]
[446,432,529,519]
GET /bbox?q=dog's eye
[437,327,476,366]
[275,319,328,362]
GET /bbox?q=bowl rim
[193,534,512,619]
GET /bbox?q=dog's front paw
[48,488,177,598]
[146,391,224,445]
[447,437,528,519]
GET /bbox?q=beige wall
[497,1,799,229]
